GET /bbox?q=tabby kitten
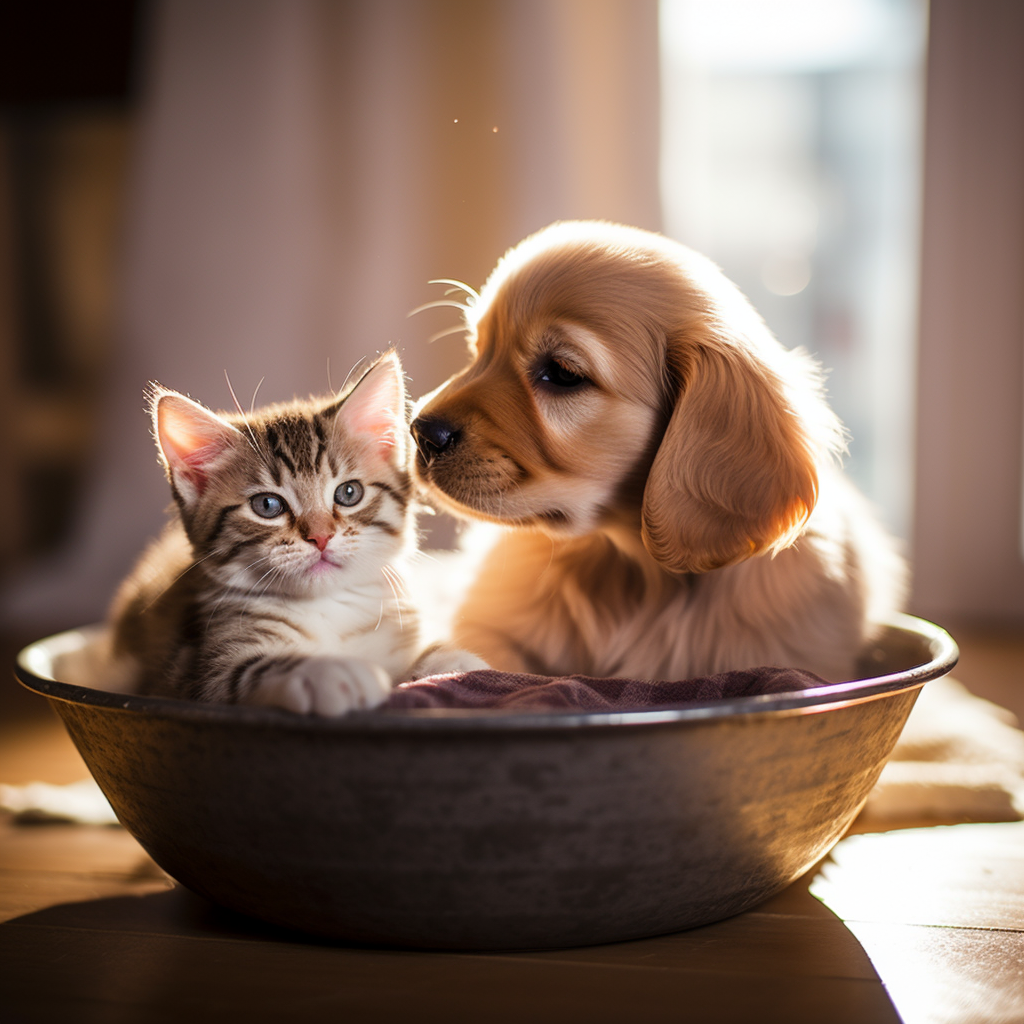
[110,352,482,715]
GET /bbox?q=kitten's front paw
[405,644,490,681]
[249,657,392,716]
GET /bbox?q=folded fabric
[383,666,829,712]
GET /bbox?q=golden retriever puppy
[412,221,906,682]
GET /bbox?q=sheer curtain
[2,0,661,627]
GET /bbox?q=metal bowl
[15,614,956,950]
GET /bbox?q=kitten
[109,351,484,715]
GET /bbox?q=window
[660,0,926,541]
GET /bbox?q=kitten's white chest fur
[282,583,418,678]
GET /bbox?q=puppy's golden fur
[413,222,905,681]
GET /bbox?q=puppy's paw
[248,656,392,716]
[405,644,490,681]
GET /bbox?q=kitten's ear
[335,352,408,462]
[151,388,244,507]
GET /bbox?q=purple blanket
[382,666,830,713]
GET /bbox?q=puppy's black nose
[412,415,460,460]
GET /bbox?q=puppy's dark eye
[536,358,589,390]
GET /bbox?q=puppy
[412,221,906,682]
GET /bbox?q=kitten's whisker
[381,562,409,596]
[249,377,265,414]
[251,565,280,594]
[338,359,368,397]
[253,576,282,603]
[235,566,284,625]
[231,566,280,616]
[224,370,263,457]
[379,566,404,630]
[380,561,399,593]
[224,370,245,417]
[203,557,272,631]
[141,549,218,613]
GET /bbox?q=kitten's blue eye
[334,480,364,507]
[250,493,286,518]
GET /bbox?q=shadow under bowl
[15,613,957,950]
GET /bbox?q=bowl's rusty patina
[15,614,956,950]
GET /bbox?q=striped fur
[110,353,481,715]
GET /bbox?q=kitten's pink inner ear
[156,395,238,495]
[340,357,406,453]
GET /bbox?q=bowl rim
[13,614,958,733]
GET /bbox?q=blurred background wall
[0,0,1021,635]
[0,0,661,627]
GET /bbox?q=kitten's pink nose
[300,512,336,552]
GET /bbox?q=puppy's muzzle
[411,414,460,463]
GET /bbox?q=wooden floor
[1,624,1022,1024]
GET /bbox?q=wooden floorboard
[1,921,901,1024]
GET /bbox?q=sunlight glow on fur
[413,220,906,682]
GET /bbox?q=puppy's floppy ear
[641,331,840,574]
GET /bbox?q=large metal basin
[15,614,956,950]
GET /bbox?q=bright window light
[660,0,927,540]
